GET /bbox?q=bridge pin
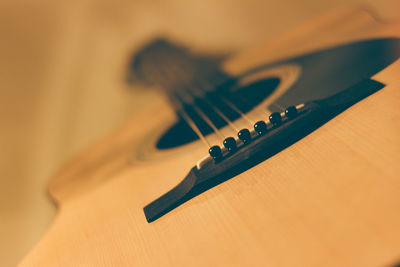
[254,121,267,135]
[285,106,298,119]
[209,145,222,161]
[223,137,237,152]
[238,129,251,144]
[269,112,282,125]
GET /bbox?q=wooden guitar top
[19,7,400,267]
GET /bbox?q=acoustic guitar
[19,7,400,267]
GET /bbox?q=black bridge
[143,79,384,222]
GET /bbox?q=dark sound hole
[156,77,281,149]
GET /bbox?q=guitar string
[158,47,241,143]
[170,94,212,147]
[190,69,249,130]
[207,69,287,120]
[143,43,278,147]
[157,42,255,130]
[153,41,286,121]
[210,72,286,120]
[176,90,226,141]
[204,70,255,125]
[140,55,212,148]
[185,84,240,132]
[157,49,229,141]
[168,50,244,134]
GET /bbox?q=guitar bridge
[143,79,384,222]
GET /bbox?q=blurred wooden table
[0,0,398,266]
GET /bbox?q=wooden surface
[15,7,400,267]
[1,1,399,266]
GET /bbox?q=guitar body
[20,8,400,267]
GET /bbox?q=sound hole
[156,77,280,149]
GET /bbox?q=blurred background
[0,0,398,266]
